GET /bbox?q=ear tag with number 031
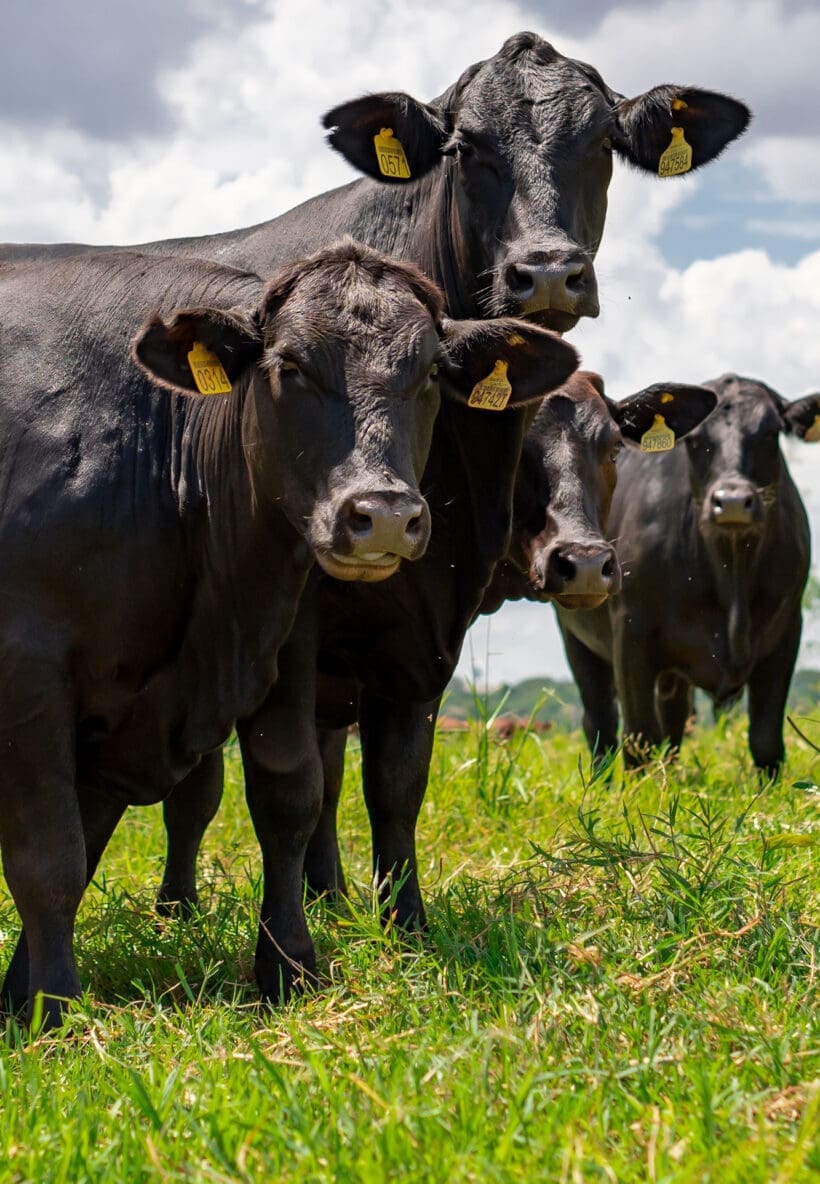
[187,341,232,395]
[658,126,693,177]
[468,359,512,411]
[373,128,411,179]
[640,413,675,452]
[805,414,820,442]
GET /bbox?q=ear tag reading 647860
[373,128,411,179]
[468,359,513,411]
[187,341,232,395]
[640,413,675,453]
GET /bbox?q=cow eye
[601,136,613,153]
[609,440,623,461]
[429,363,439,379]
[279,357,300,374]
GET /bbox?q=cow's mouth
[524,308,580,334]
[553,591,609,611]
[317,550,401,582]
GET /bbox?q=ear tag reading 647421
[468,359,513,411]
[187,341,232,395]
[805,414,820,442]
[373,128,411,179]
[640,413,675,453]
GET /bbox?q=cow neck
[699,508,771,674]
[174,387,312,749]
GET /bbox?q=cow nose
[341,492,431,560]
[709,482,760,527]
[504,251,599,318]
[535,542,620,605]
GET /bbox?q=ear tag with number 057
[373,128,411,179]
[658,126,693,177]
[640,413,675,452]
[468,359,512,411]
[805,414,820,442]
[187,341,232,395]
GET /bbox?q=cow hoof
[156,889,199,921]
[255,949,318,1006]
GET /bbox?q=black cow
[2,34,750,996]
[0,240,576,1026]
[556,373,820,777]
[155,373,717,907]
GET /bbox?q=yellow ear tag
[468,359,513,411]
[373,127,411,179]
[658,126,693,177]
[805,414,820,442]
[187,341,232,395]
[640,413,675,453]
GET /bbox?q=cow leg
[655,672,693,754]
[561,629,618,765]
[358,693,440,931]
[613,629,663,768]
[2,782,126,1019]
[238,619,321,1004]
[303,727,348,899]
[747,618,801,779]
[158,749,224,916]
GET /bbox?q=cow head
[323,32,750,329]
[132,241,577,583]
[511,372,717,608]
[688,373,820,538]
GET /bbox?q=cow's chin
[522,309,579,335]
[316,550,401,582]
[552,591,609,611]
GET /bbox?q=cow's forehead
[705,375,784,426]
[448,36,615,139]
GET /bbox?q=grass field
[0,710,817,1183]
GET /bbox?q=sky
[2,0,819,684]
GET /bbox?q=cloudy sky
[3,0,819,683]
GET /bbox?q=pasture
[0,711,816,1182]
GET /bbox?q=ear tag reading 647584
[373,128,411,179]
[640,413,675,453]
[187,341,232,395]
[468,359,513,411]
[805,414,820,442]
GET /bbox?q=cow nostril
[744,495,754,510]
[506,264,535,299]
[564,266,586,292]
[405,513,423,538]
[349,509,373,536]
[601,557,614,580]
[553,552,576,582]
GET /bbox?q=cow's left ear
[608,382,717,442]
[613,86,750,176]
[439,318,578,410]
[322,93,449,183]
[132,307,262,397]
[781,392,820,440]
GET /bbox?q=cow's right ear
[131,307,262,397]
[608,382,717,442]
[781,392,820,440]
[322,93,449,182]
[439,318,578,410]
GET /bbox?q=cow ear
[613,86,750,175]
[439,318,578,410]
[609,382,717,443]
[322,93,449,182]
[781,392,820,440]
[131,307,262,397]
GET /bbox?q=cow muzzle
[531,541,620,609]
[317,490,431,582]
[706,479,763,530]
[503,249,599,322]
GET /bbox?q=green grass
[0,718,818,1182]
